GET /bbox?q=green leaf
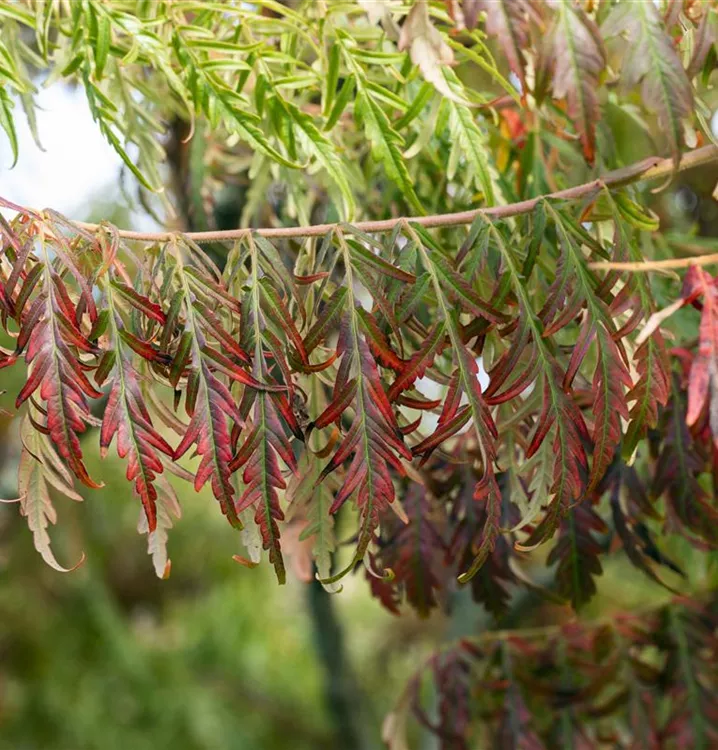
[354,87,422,212]
[548,506,606,610]
[0,87,18,167]
[0,3,34,26]
[614,192,660,232]
[287,101,355,218]
[103,125,158,191]
[447,100,503,206]
[394,81,434,130]
[94,11,111,78]
[292,454,339,592]
[324,74,354,131]
[323,43,341,118]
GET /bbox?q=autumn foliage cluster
[1,0,718,746]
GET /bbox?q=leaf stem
[60,145,718,243]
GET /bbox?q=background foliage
[1,0,718,747]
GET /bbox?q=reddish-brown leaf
[586,329,632,493]
[478,0,534,96]
[100,347,174,533]
[233,388,297,584]
[370,482,448,618]
[543,2,606,163]
[388,322,446,401]
[317,315,412,579]
[174,360,244,528]
[16,269,102,488]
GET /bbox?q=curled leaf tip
[514,539,547,553]
[232,554,259,568]
[316,556,357,586]
[45,550,86,574]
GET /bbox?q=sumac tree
[1,0,718,745]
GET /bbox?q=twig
[59,145,718,244]
[589,252,718,272]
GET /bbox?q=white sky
[0,84,158,229]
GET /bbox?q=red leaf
[457,469,503,584]
[100,349,174,532]
[370,482,448,618]
[193,300,251,364]
[388,322,446,401]
[16,268,102,488]
[234,390,297,584]
[586,330,632,494]
[174,361,244,528]
[201,344,285,391]
[119,329,168,363]
[412,405,471,461]
[317,315,411,579]
[259,277,309,366]
[624,330,670,455]
[652,379,718,547]
[396,393,442,410]
[304,287,348,355]
[523,372,589,546]
[413,332,498,479]
[295,272,329,285]
[110,280,167,324]
[313,379,358,429]
[356,307,404,373]
[485,311,537,405]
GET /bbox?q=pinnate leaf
[317,315,411,579]
[603,1,693,166]
[17,415,85,572]
[371,482,448,617]
[99,345,174,533]
[543,0,606,163]
[15,266,103,489]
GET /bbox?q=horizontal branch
[589,252,718,272]
[60,144,718,243]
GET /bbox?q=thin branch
[60,145,718,244]
[589,252,718,272]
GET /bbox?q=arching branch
[57,145,718,244]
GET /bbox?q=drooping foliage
[0,192,703,589]
[1,0,718,746]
